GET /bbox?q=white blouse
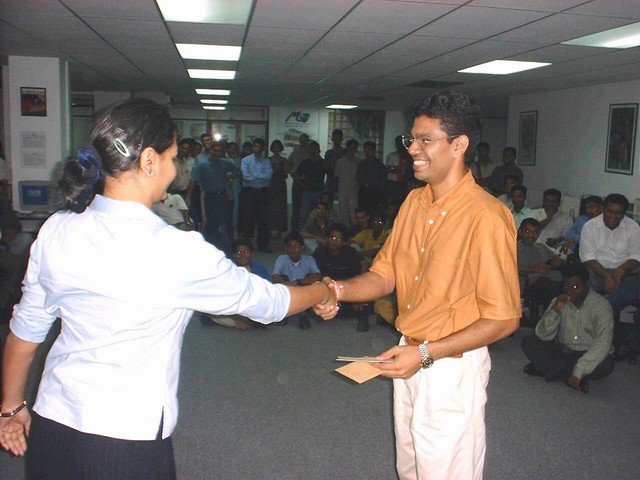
[11,195,290,440]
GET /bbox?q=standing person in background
[287,133,311,230]
[169,138,194,201]
[335,139,360,226]
[324,129,345,202]
[0,98,336,477]
[487,147,523,195]
[356,141,387,216]
[239,138,273,253]
[294,141,327,228]
[315,91,520,480]
[268,140,289,238]
[469,141,493,185]
[385,135,409,205]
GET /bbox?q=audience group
[2,132,639,395]
[472,143,640,393]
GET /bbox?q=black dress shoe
[523,363,543,377]
[299,316,311,329]
[356,316,369,332]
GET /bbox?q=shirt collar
[89,195,165,226]
[418,169,476,210]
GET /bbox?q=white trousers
[393,340,491,480]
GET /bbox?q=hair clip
[113,138,130,157]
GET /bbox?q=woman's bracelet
[0,400,27,418]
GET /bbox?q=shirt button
[420,248,425,253]
[407,304,411,309]
[414,276,419,281]
[441,211,447,216]
[428,219,434,225]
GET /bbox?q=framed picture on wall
[518,111,537,166]
[20,87,47,117]
[605,103,637,175]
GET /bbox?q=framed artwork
[518,111,537,166]
[605,103,637,175]
[21,87,47,117]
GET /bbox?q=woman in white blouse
[0,99,335,479]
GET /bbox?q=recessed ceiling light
[203,106,226,110]
[326,104,358,109]
[196,89,230,96]
[157,0,252,25]
[188,69,235,80]
[200,99,228,104]
[176,44,241,61]
[458,60,551,75]
[563,21,640,49]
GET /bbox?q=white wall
[507,79,640,201]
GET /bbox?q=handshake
[312,277,344,320]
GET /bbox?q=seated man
[348,207,369,238]
[301,201,331,253]
[151,192,194,230]
[313,223,371,332]
[560,195,603,254]
[202,239,271,330]
[531,188,573,247]
[510,184,533,230]
[496,174,519,209]
[521,264,614,394]
[579,193,640,349]
[518,218,564,309]
[351,212,389,260]
[272,231,322,329]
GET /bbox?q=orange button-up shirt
[370,171,521,342]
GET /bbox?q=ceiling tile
[311,31,402,54]
[566,0,640,19]
[166,22,246,45]
[468,0,586,12]
[63,0,162,20]
[251,0,360,29]
[244,26,325,49]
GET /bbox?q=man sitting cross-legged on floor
[313,222,371,332]
[272,231,323,329]
[201,238,272,330]
[521,263,614,394]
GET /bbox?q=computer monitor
[18,180,53,213]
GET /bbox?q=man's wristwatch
[418,343,434,369]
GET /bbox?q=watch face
[423,357,434,368]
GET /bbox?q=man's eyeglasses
[401,134,459,150]
[329,236,344,241]
[234,249,251,255]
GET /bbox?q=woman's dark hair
[60,98,176,213]
[413,90,482,154]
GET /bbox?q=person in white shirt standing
[0,99,335,479]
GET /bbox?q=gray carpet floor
[2,244,639,479]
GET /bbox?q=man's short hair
[503,174,519,183]
[332,129,343,136]
[346,139,359,148]
[252,138,266,147]
[543,188,562,200]
[178,138,192,147]
[309,140,320,150]
[561,263,590,283]
[511,184,527,196]
[363,140,376,150]
[233,238,254,253]
[328,222,349,241]
[413,91,482,154]
[583,195,603,206]
[520,218,540,231]
[315,200,329,209]
[354,206,368,216]
[503,146,517,156]
[604,193,629,212]
[477,142,490,151]
[200,133,211,141]
[284,231,304,246]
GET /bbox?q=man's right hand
[553,294,571,312]
[604,274,618,294]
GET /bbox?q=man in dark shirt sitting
[313,223,371,331]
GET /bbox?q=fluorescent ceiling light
[200,99,228,104]
[176,44,241,61]
[458,60,550,75]
[188,69,235,80]
[326,104,358,110]
[562,21,640,49]
[196,89,230,96]
[157,0,252,25]
[203,106,226,110]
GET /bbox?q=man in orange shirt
[316,91,520,480]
